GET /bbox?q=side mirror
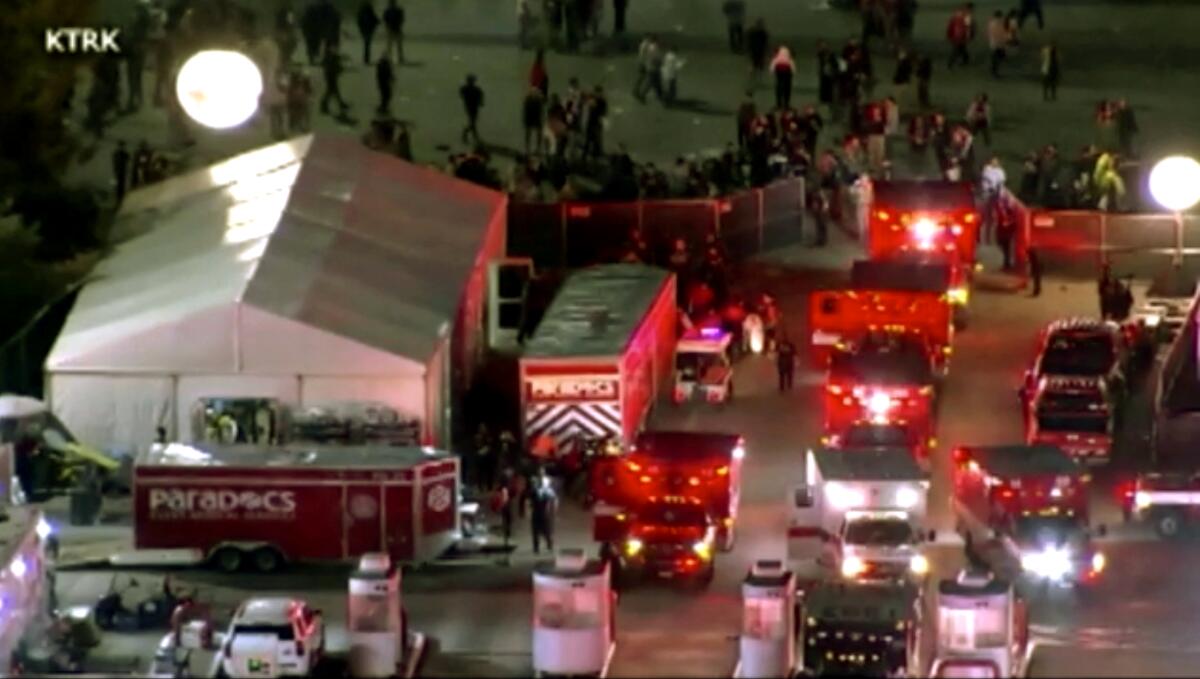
[793,486,815,509]
[1095,524,1108,538]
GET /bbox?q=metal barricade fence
[505,178,806,270]
[1024,209,1198,278]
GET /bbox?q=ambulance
[673,327,735,405]
[929,569,1031,679]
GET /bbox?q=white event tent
[45,134,507,454]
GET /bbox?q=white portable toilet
[347,553,403,678]
[739,560,797,679]
[532,548,615,677]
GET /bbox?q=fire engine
[823,332,938,464]
[951,445,1092,576]
[674,327,735,405]
[929,569,1031,679]
[1127,471,1200,538]
[867,180,978,306]
[608,495,718,588]
[1024,376,1114,464]
[591,431,744,552]
[808,286,953,376]
[1021,318,1130,408]
[850,256,967,328]
[788,448,933,586]
[799,581,922,678]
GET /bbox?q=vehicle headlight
[625,538,643,557]
[1144,314,1162,328]
[1134,491,1152,509]
[842,555,866,578]
[948,287,969,305]
[896,487,920,509]
[693,540,713,560]
[1091,552,1106,574]
[909,554,930,575]
[1021,547,1072,580]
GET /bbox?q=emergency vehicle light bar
[1135,490,1200,508]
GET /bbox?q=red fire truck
[952,445,1091,572]
[808,288,953,374]
[1023,376,1114,464]
[591,431,744,552]
[823,332,938,463]
[520,264,677,459]
[868,180,979,274]
[133,443,460,572]
[850,255,968,328]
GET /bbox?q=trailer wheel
[212,546,245,573]
[251,546,284,573]
[1155,510,1185,539]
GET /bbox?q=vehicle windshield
[676,352,723,380]
[844,424,911,447]
[1036,414,1108,434]
[1040,335,1114,376]
[1014,516,1087,549]
[639,503,709,527]
[844,518,914,546]
[232,624,294,640]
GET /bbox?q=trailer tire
[251,546,285,573]
[1154,510,1185,539]
[212,546,245,573]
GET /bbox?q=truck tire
[1155,510,1185,539]
[251,546,285,573]
[212,546,245,573]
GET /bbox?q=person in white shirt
[661,47,686,105]
[987,10,1008,77]
[981,156,1007,242]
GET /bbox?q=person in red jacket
[946,7,971,68]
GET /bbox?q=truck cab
[825,332,938,461]
[851,255,967,327]
[591,431,744,551]
[800,581,921,677]
[612,496,717,588]
[930,569,1029,679]
[951,445,1091,572]
[788,448,931,586]
[1025,376,1114,464]
[1011,514,1106,589]
[824,421,933,464]
[674,327,735,404]
[827,509,933,584]
[1129,471,1200,539]
[1021,319,1129,408]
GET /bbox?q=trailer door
[345,484,384,560]
[384,483,415,561]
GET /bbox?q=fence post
[1174,211,1185,268]
[1099,212,1108,266]
[559,202,568,269]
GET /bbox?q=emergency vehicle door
[345,485,385,560]
[788,485,818,536]
[489,258,534,352]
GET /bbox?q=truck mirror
[927,529,937,542]
[794,487,814,509]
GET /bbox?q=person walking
[987,10,1007,78]
[776,339,797,391]
[286,66,314,133]
[946,6,970,69]
[1097,263,1115,319]
[633,35,660,101]
[460,74,485,144]
[981,155,1007,242]
[747,19,769,76]
[375,57,395,113]
[816,41,836,113]
[123,29,147,112]
[770,46,796,110]
[661,45,685,105]
[966,93,991,146]
[274,0,300,64]
[915,54,933,109]
[529,472,558,554]
[613,0,628,35]
[892,49,913,107]
[266,68,289,139]
[1115,99,1138,157]
[722,0,746,53]
[1018,0,1044,30]
[995,195,1016,270]
[492,476,513,547]
[736,91,756,151]
[522,86,545,154]
[582,85,608,160]
[1027,246,1042,297]
[319,40,350,117]
[356,1,380,65]
[300,0,323,64]
[382,0,405,63]
[472,424,494,491]
[529,48,550,97]
[112,140,131,204]
[1040,42,1060,101]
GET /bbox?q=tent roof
[523,264,673,359]
[47,134,505,374]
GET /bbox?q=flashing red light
[876,210,892,222]
[1001,489,1016,499]
[963,213,977,224]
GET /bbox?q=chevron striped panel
[525,402,622,450]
